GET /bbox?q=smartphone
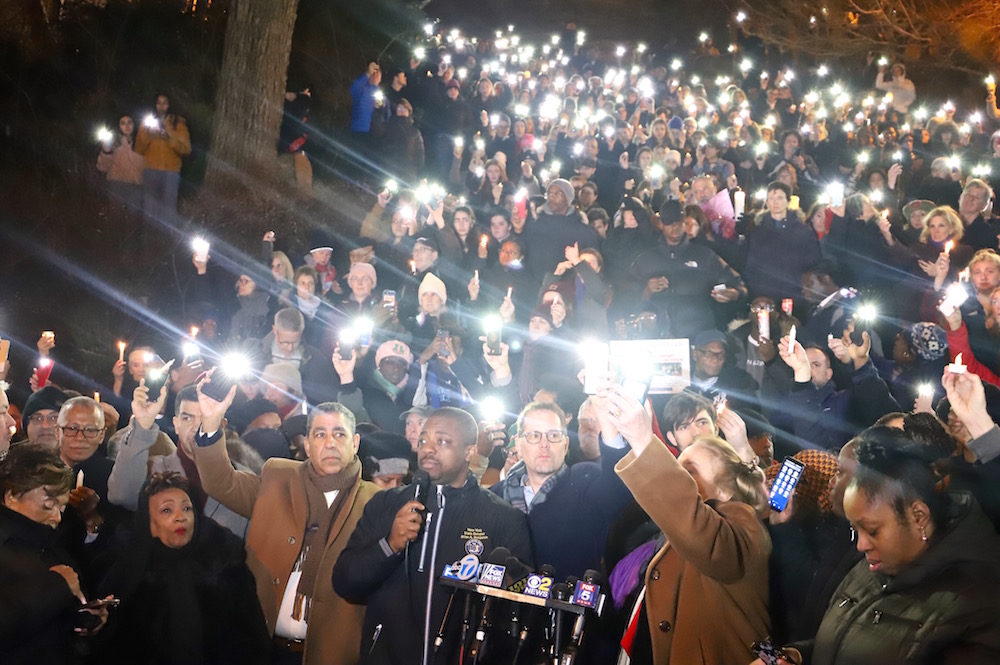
[436,329,451,358]
[144,359,174,396]
[751,639,785,665]
[849,318,867,346]
[769,457,806,512]
[486,323,502,356]
[201,372,236,402]
[382,289,396,309]
[78,597,121,611]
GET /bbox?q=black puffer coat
[800,493,1000,664]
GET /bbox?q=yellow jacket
[135,116,191,172]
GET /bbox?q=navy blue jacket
[491,441,632,579]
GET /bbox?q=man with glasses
[54,396,127,565]
[20,385,68,448]
[257,307,336,406]
[492,401,631,578]
[687,329,759,412]
[192,384,378,665]
[334,406,530,664]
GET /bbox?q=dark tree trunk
[205,0,300,188]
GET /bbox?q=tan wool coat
[616,440,771,664]
[193,435,380,665]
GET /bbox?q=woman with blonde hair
[597,384,771,664]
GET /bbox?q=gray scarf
[498,461,569,514]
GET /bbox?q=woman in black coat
[96,472,270,665]
[0,444,107,665]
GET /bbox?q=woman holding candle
[96,114,145,212]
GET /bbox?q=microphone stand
[421,485,446,665]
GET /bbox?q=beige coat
[193,435,379,665]
[616,440,771,664]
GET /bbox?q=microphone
[412,469,431,504]
[413,470,433,572]
[562,570,606,664]
[550,582,571,663]
[513,562,555,664]
[468,547,511,664]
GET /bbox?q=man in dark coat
[524,179,599,281]
[631,200,746,338]
[333,407,531,665]
[491,402,632,578]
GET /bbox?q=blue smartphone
[768,457,805,512]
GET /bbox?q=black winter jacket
[333,472,531,664]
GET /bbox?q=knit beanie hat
[21,386,68,430]
[418,272,448,304]
[261,362,303,396]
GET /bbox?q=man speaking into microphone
[333,407,531,664]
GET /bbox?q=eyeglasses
[60,425,105,439]
[28,413,60,425]
[519,430,566,445]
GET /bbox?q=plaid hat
[908,322,947,361]
[901,199,935,224]
[766,449,839,515]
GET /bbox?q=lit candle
[789,195,800,210]
[118,341,126,363]
[757,310,770,340]
[947,353,967,374]
[473,269,479,282]
[480,235,489,248]
[733,190,746,217]
[76,470,84,489]
[987,75,996,93]
[944,240,955,255]
[36,357,54,389]
[94,391,100,403]
[190,326,199,338]
[410,260,416,275]
[959,268,970,283]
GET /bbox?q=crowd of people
[5,16,1000,665]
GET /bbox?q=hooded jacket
[798,493,1000,664]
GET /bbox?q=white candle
[788,324,797,350]
[118,341,126,363]
[76,471,84,489]
[757,310,770,340]
[506,286,513,299]
[733,190,746,217]
[301,401,308,416]
[947,353,967,374]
